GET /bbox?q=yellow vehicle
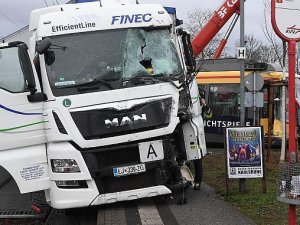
[196,58,283,144]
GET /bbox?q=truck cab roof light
[164,7,176,15]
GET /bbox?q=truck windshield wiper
[148,74,184,89]
[125,75,160,85]
[75,78,113,90]
[125,74,183,89]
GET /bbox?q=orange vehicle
[196,58,283,144]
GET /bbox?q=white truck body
[0,0,206,209]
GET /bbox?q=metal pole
[239,0,246,193]
[267,85,274,162]
[253,71,256,125]
[213,14,240,59]
[280,68,286,162]
[288,40,297,225]
[240,0,245,126]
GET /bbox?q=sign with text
[237,47,246,59]
[226,126,263,178]
[139,140,164,163]
[271,0,300,41]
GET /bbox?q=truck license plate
[113,164,146,177]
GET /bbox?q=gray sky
[0,0,269,47]
[140,0,269,44]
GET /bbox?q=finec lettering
[111,13,152,25]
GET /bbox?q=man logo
[105,114,147,128]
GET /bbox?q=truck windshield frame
[44,27,183,94]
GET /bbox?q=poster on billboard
[226,126,263,179]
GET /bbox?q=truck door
[0,43,49,193]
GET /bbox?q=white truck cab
[0,0,207,209]
[0,42,49,193]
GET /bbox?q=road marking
[97,207,105,225]
[138,199,164,225]
[97,204,126,225]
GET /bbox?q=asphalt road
[0,169,256,225]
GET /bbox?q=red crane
[191,0,241,58]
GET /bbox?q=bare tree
[184,5,286,64]
[234,34,283,63]
[245,34,262,61]
[184,8,212,37]
[184,8,226,59]
[260,44,282,63]
[262,0,286,68]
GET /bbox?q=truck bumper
[47,141,172,209]
[48,182,171,209]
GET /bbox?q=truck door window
[0,47,26,93]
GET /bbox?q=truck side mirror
[18,45,36,95]
[18,45,47,102]
[36,37,51,54]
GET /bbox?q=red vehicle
[192,0,241,59]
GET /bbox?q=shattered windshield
[45,28,182,89]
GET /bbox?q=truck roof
[30,1,172,38]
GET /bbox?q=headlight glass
[51,159,81,173]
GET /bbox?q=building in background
[0,26,29,44]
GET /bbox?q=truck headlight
[51,159,81,173]
[55,180,88,189]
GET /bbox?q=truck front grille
[100,168,160,193]
[71,98,172,140]
[80,142,162,194]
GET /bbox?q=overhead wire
[1,0,66,38]
[0,10,20,29]
[43,0,49,7]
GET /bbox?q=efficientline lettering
[52,22,96,32]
